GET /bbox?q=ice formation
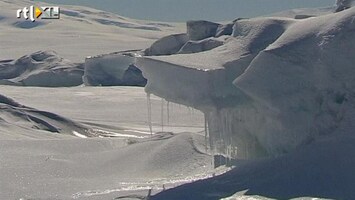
[335,0,353,12]
[144,34,189,56]
[83,52,146,86]
[186,20,220,41]
[135,7,355,159]
[0,51,83,87]
[178,37,226,54]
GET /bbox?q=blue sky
[37,0,335,22]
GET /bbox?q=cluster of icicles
[146,93,238,162]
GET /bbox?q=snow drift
[136,7,355,159]
[152,134,355,200]
[0,93,92,139]
[0,51,83,87]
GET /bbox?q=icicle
[204,113,209,152]
[161,98,164,132]
[166,101,170,125]
[146,93,153,135]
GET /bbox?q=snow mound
[83,52,147,86]
[136,8,355,158]
[144,34,189,56]
[0,94,91,139]
[0,50,83,87]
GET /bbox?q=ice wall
[83,52,146,86]
[335,0,353,12]
[136,8,355,159]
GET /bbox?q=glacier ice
[186,20,220,41]
[83,52,146,86]
[147,93,153,135]
[178,37,225,54]
[135,7,355,159]
[144,34,189,56]
[335,0,353,12]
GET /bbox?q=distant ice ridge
[0,50,83,87]
[0,50,147,87]
[134,7,355,159]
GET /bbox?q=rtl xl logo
[16,6,60,22]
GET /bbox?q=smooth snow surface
[0,86,215,199]
[0,86,205,135]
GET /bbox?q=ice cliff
[135,7,355,159]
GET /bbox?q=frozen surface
[152,134,355,200]
[0,50,83,87]
[0,93,91,140]
[0,0,184,62]
[187,20,220,41]
[0,86,214,199]
[0,86,205,135]
[136,8,355,158]
[178,36,226,54]
[0,132,214,200]
[2,0,355,199]
[144,33,189,56]
[83,53,146,86]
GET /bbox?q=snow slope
[0,85,205,137]
[0,86,213,199]
[136,7,355,158]
[0,132,213,200]
[0,93,91,139]
[152,134,355,200]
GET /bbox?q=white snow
[83,53,146,86]
[186,20,220,41]
[144,33,189,56]
[136,7,355,158]
[0,0,184,62]
[0,50,83,87]
[2,0,355,199]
